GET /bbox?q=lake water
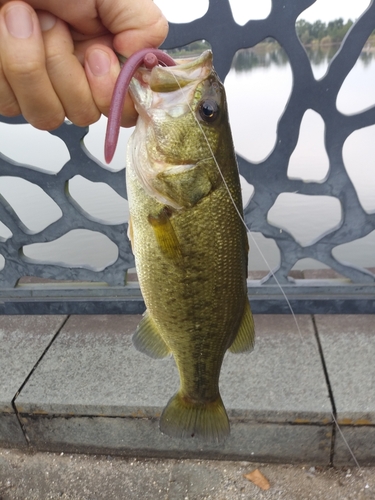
[0,42,374,275]
[224,43,375,272]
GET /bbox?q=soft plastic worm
[104,48,176,163]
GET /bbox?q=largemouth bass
[107,49,254,443]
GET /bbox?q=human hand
[0,0,168,129]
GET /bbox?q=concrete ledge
[0,316,66,446]
[19,416,332,463]
[0,413,27,448]
[15,315,333,463]
[334,426,375,466]
[315,315,375,465]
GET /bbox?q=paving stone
[16,315,178,417]
[0,315,67,446]
[16,314,332,462]
[315,315,375,465]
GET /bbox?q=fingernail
[5,5,33,39]
[38,11,57,32]
[87,49,111,77]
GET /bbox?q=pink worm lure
[104,48,176,164]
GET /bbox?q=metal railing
[1,0,375,314]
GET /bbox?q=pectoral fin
[228,300,255,354]
[148,207,182,260]
[132,311,171,359]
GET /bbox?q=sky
[154,0,372,25]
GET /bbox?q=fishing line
[332,412,362,471]
[170,77,304,342]
[119,55,363,474]
[166,62,365,474]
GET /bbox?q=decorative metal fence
[0,0,374,314]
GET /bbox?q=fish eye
[198,99,219,123]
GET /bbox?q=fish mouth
[129,50,214,120]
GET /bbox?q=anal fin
[228,300,255,354]
[132,311,171,359]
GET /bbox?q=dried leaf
[244,468,270,490]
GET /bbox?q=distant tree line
[166,18,375,60]
[296,18,375,45]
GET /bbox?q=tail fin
[159,392,230,443]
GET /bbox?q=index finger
[0,0,169,51]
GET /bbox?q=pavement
[1,311,374,468]
[0,448,374,500]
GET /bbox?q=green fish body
[126,50,254,442]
